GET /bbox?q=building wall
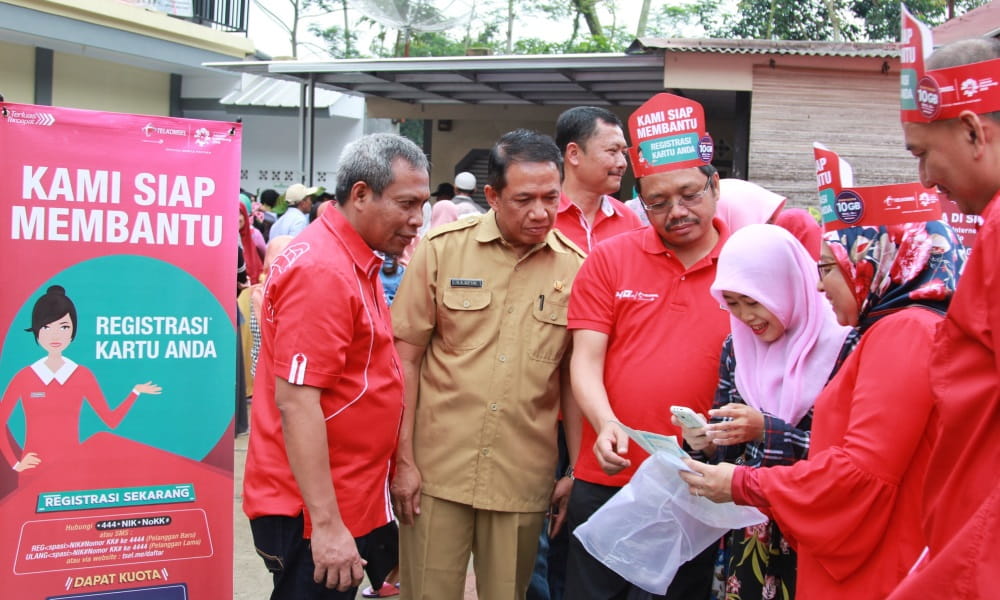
[427,117,556,192]
[53,52,170,115]
[4,0,253,59]
[749,64,914,207]
[0,40,35,102]
[184,108,367,197]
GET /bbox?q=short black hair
[555,106,624,155]
[26,285,78,342]
[259,189,279,207]
[635,164,718,198]
[486,129,563,193]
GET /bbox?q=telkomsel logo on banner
[5,109,56,127]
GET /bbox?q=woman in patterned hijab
[682,218,967,600]
[821,220,965,332]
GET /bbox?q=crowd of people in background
[231,30,1000,600]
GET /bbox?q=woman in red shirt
[682,220,966,599]
[0,285,161,475]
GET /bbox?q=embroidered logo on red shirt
[614,289,659,302]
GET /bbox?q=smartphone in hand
[670,405,708,429]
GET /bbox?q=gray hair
[335,133,429,205]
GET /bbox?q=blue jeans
[526,423,570,600]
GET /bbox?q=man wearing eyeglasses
[563,94,732,600]
[390,129,586,600]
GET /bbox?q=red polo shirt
[567,220,731,487]
[886,194,1000,598]
[555,193,643,253]
[243,207,404,538]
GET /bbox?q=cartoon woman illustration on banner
[0,285,162,474]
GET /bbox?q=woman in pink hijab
[716,179,787,232]
[674,224,852,600]
[428,199,462,229]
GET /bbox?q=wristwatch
[563,465,574,480]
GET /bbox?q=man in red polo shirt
[554,106,643,253]
[243,133,429,600]
[530,107,644,600]
[886,29,1000,600]
[564,94,731,600]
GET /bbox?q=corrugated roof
[219,74,345,108]
[627,38,898,58]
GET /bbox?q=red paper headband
[814,143,942,230]
[900,5,1000,123]
[627,93,713,177]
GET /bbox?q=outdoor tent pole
[307,73,316,186]
[298,81,307,184]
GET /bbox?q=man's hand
[594,421,631,475]
[390,461,422,526]
[548,476,573,537]
[310,520,366,591]
[705,403,765,446]
[679,459,736,503]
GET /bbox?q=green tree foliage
[852,0,987,41]
[720,0,860,41]
[306,0,988,60]
[644,0,724,38]
[311,23,363,57]
[716,0,986,42]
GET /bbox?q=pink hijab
[716,179,786,232]
[710,224,851,427]
[429,199,462,229]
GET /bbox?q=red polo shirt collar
[323,205,382,276]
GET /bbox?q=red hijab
[239,203,263,283]
[776,208,823,260]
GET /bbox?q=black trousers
[564,479,718,600]
[249,515,398,600]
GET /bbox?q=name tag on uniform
[450,278,484,288]
[30,392,45,398]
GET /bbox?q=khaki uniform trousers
[399,493,546,600]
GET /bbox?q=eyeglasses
[816,260,839,279]
[638,177,712,214]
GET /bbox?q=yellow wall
[0,40,36,103]
[5,0,254,58]
[428,117,557,190]
[53,52,169,115]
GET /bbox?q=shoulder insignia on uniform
[425,214,481,239]
[550,228,587,259]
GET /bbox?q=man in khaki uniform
[390,129,585,600]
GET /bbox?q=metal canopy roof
[204,53,667,106]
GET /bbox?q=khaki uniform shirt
[391,212,586,512]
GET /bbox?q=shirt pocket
[528,297,569,363]
[440,289,494,350]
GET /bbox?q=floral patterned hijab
[823,220,967,332]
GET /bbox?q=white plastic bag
[574,451,766,594]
